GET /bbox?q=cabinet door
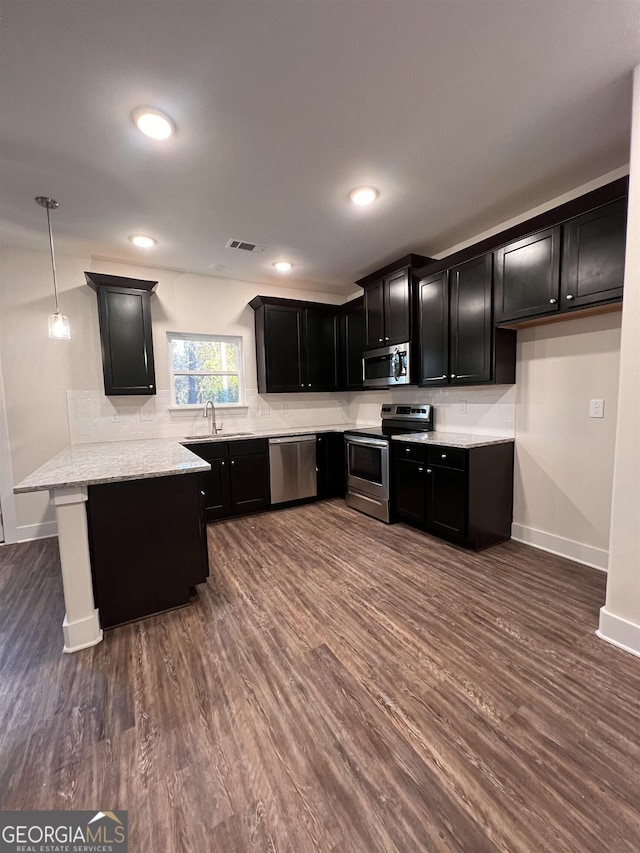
[229,451,270,515]
[561,198,627,309]
[364,280,385,348]
[340,299,365,390]
[494,227,561,322]
[393,457,426,526]
[426,465,466,542]
[418,271,449,386]
[305,307,338,391]
[96,286,156,395]
[384,268,411,345]
[202,458,231,521]
[264,305,305,392]
[317,433,345,499]
[449,254,493,384]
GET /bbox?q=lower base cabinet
[392,441,514,550]
[87,472,209,629]
[317,432,346,498]
[190,439,270,521]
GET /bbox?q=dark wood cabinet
[316,432,345,499]
[494,227,561,323]
[392,443,427,526]
[391,441,514,550]
[357,254,432,351]
[417,257,516,388]
[561,198,627,309]
[339,297,366,390]
[364,280,386,348]
[189,438,269,521]
[494,197,627,326]
[449,254,494,385]
[85,272,157,396]
[250,296,338,393]
[87,472,209,629]
[229,440,270,514]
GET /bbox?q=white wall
[512,312,622,570]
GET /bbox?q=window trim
[167,331,246,409]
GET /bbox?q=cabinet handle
[378,338,383,342]
[566,294,574,300]
[200,490,205,496]
[221,461,225,466]
[231,460,235,465]
[149,385,154,389]
[385,336,390,341]
[405,448,411,453]
[549,298,557,304]
[450,373,456,379]
[308,383,311,388]
[426,469,432,474]
[418,467,424,473]
[300,384,304,387]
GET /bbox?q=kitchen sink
[184,432,254,440]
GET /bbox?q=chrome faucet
[203,400,223,435]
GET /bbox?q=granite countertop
[392,431,514,449]
[13,424,374,494]
[180,423,366,444]
[13,424,512,494]
[13,439,212,493]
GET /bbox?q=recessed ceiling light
[273,261,293,272]
[133,108,175,140]
[350,187,378,206]
[130,234,157,248]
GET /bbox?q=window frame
[167,331,246,409]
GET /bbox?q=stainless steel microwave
[362,342,410,388]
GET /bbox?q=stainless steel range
[344,403,435,522]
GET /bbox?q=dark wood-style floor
[1,500,640,851]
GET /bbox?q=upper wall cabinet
[417,255,516,388]
[494,227,561,323]
[249,295,338,393]
[339,296,365,391]
[356,254,432,350]
[561,198,627,309]
[85,272,157,396]
[494,198,627,325]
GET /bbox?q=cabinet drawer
[427,446,466,470]
[229,438,268,456]
[189,441,229,461]
[393,442,427,463]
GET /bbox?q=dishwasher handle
[268,434,317,445]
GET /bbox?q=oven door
[345,435,389,500]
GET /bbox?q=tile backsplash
[67,385,515,444]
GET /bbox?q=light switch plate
[589,399,604,418]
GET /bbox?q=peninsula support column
[50,486,103,653]
[597,64,640,657]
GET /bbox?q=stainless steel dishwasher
[268,435,317,505]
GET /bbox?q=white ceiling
[1,1,639,295]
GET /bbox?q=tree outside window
[168,333,245,406]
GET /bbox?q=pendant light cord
[45,204,60,314]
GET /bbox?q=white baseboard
[597,607,640,659]
[511,522,608,572]
[17,520,58,543]
[62,609,103,653]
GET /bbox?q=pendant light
[35,195,70,340]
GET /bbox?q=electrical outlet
[589,399,604,419]
[458,401,467,414]
[111,412,120,423]
[258,402,270,416]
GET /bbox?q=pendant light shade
[35,196,70,340]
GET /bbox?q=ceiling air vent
[225,239,266,253]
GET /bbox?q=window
[168,333,245,407]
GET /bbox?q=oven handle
[345,435,388,449]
